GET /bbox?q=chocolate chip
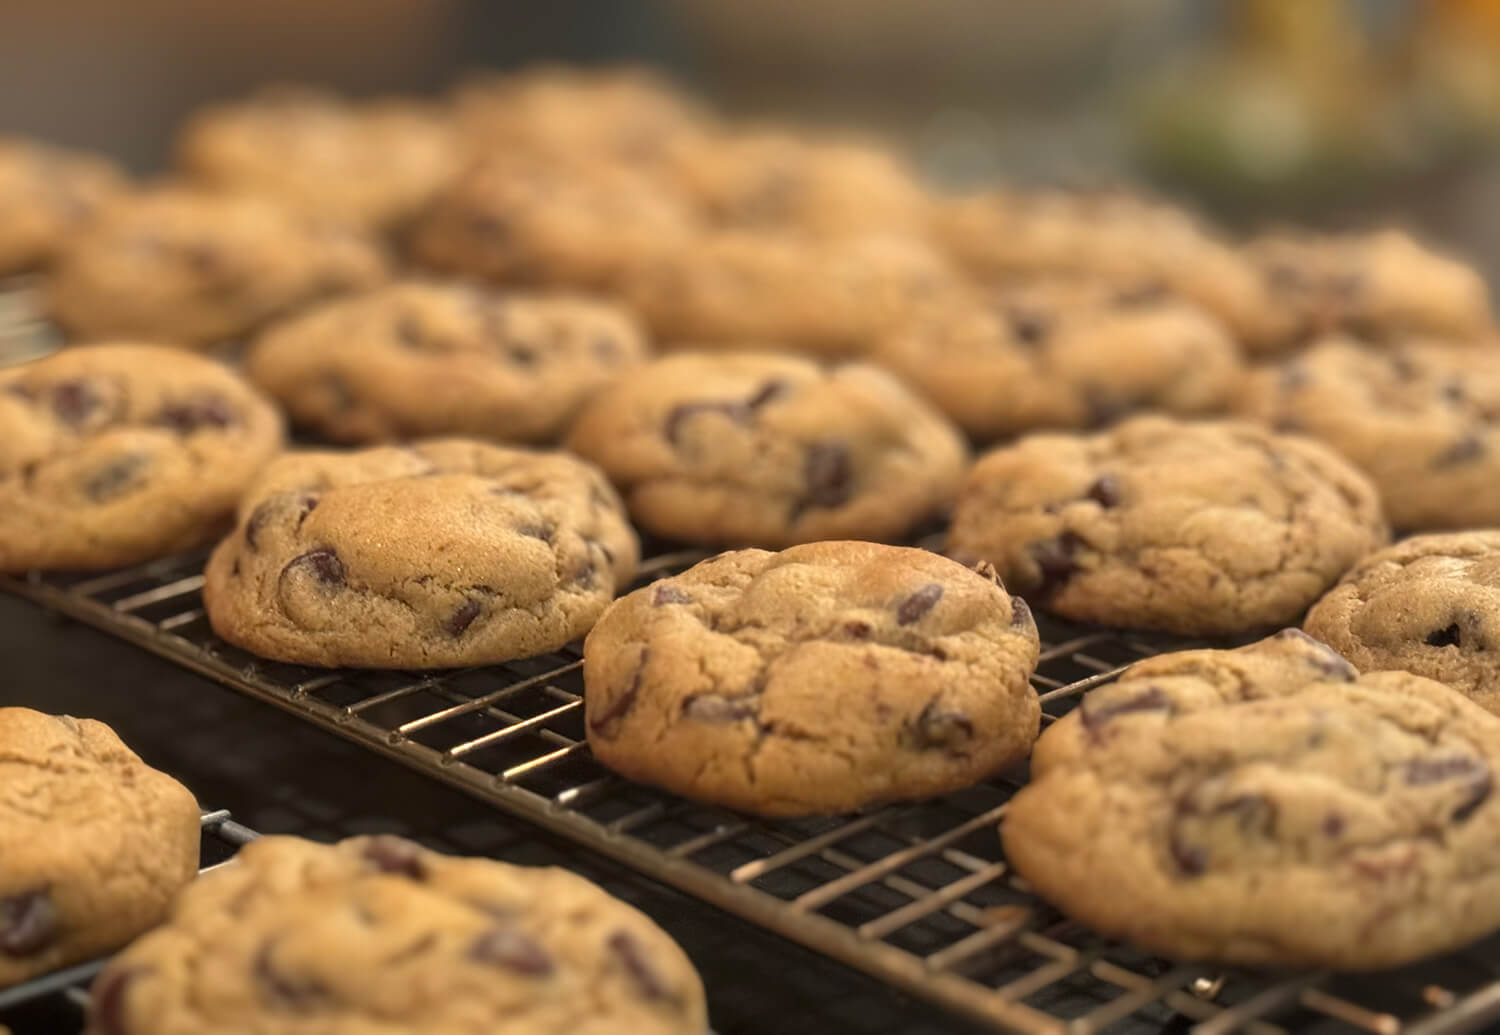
[1079,686,1172,730]
[1212,792,1278,833]
[1085,474,1121,508]
[89,967,139,1035]
[896,583,944,625]
[843,619,872,640]
[574,560,597,588]
[446,598,483,637]
[905,700,974,751]
[507,345,538,366]
[607,929,671,1001]
[1389,353,1418,382]
[469,926,555,976]
[746,379,790,410]
[51,378,100,425]
[589,650,649,738]
[1010,596,1033,629]
[651,583,692,606]
[254,943,328,1007]
[664,400,750,445]
[1275,629,1359,681]
[1006,307,1050,345]
[1273,415,1306,434]
[682,693,757,723]
[1030,532,1085,596]
[0,890,57,955]
[1323,812,1345,837]
[1442,379,1466,404]
[84,454,149,502]
[1435,436,1485,467]
[395,315,424,348]
[245,494,318,551]
[1170,836,1207,877]
[286,547,345,587]
[801,441,853,512]
[157,395,237,433]
[515,522,554,543]
[1083,391,1127,430]
[1405,756,1493,822]
[184,243,226,277]
[361,836,427,879]
[1427,623,1462,648]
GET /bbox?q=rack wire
[7,553,1500,1035]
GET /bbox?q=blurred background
[6,0,1500,279]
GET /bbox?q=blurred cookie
[1238,337,1500,530]
[566,352,968,548]
[585,542,1040,816]
[948,416,1388,635]
[0,137,127,276]
[48,189,387,347]
[0,344,283,572]
[873,278,1242,441]
[175,86,459,231]
[246,281,647,444]
[204,439,638,668]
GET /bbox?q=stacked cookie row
[0,707,706,1034]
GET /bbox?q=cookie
[566,352,968,548]
[0,137,127,276]
[84,834,706,1035]
[409,153,697,290]
[947,416,1388,636]
[931,187,1275,352]
[1245,229,1494,353]
[245,281,648,445]
[872,278,1242,441]
[203,439,639,668]
[1305,532,1500,716]
[1237,337,1500,531]
[585,542,1040,816]
[48,189,388,348]
[0,344,284,572]
[1,707,201,989]
[1002,629,1500,969]
[617,231,958,356]
[175,86,459,232]
[663,129,929,237]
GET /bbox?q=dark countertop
[0,593,987,1035]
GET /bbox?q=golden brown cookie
[0,137,127,275]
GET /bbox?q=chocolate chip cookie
[0,344,284,572]
[1305,532,1500,716]
[48,189,388,348]
[566,353,968,548]
[1237,337,1500,531]
[1003,629,1500,968]
[931,187,1275,352]
[585,542,1040,816]
[872,278,1242,441]
[0,137,127,275]
[947,416,1388,636]
[245,281,648,445]
[85,834,706,1035]
[175,86,459,232]
[203,439,639,668]
[617,231,957,356]
[409,153,697,290]
[1,707,200,989]
[1245,230,1494,354]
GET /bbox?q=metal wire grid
[7,553,1500,1035]
[0,809,259,1017]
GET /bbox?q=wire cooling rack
[0,809,258,1021]
[7,553,1500,1035]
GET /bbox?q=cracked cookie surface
[203,439,638,668]
[0,344,284,572]
[1002,629,1500,968]
[1237,338,1500,531]
[84,834,706,1035]
[584,542,1041,816]
[873,278,1242,441]
[0,137,127,275]
[1305,532,1500,717]
[245,281,647,445]
[947,416,1388,636]
[48,189,388,348]
[0,707,200,989]
[566,352,968,548]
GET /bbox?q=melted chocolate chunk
[682,693,757,723]
[1435,436,1485,467]
[0,890,57,956]
[905,700,974,751]
[1442,379,1466,404]
[1212,792,1278,834]
[245,494,318,551]
[361,836,428,879]
[1005,307,1051,346]
[84,454,149,503]
[507,345,538,366]
[574,560,597,588]
[469,926,555,976]
[746,379,790,410]
[1083,391,1128,430]
[1169,835,1207,877]
[1323,812,1345,838]
[51,379,100,425]
[842,620,872,640]
[1030,532,1086,596]
[1085,474,1121,508]
[896,583,944,625]
[446,598,483,637]
[515,522,554,543]
[1406,756,1494,822]
[1079,686,1172,730]
[1427,623,1462,648]
[1275,629,1359,681]
[589,651,649,738]
[254,943,328,1007]
[1010,595,1033,629]
[89,967,139,1035]
[801,441,853,512]
[651,583,692,606]
[664,400,750,445]
[157,395,237,433]
[607,929,671,1001]
[395,315,424,348]
[286,547,345,587]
